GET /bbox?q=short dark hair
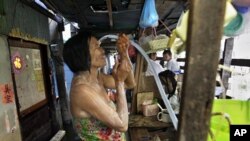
[63,32,92,73]
[163,49,172,56]
[158,70,177,96]
[148,52,156,58]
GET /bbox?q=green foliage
[152,98,158,104]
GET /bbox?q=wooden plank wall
[177,0,227,141]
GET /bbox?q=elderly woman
[63,32,136,141]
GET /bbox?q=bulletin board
[10,44,47,116]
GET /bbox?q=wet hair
[158,70,177,98]
[163,49,172,56]
[63,32,92,73]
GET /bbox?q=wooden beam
[106,0,113,28]
[21,0,63,24]
[50,33,73,140]
[179,58,250,67]
[230,59,250,67]
[131,54,144,114]
[83,28,136,38]
[220,58,250,67]
[177,0,227,141]
[222,38,234,94]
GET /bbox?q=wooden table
[129,114,175,141]
[129,114,173,128]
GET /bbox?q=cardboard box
[142,102,159,117]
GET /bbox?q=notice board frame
[8,39,49,117]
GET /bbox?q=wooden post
[50,33,76,141]
[222,38,234,93]
[131,54,144,114]
[106,0,113,28]
[177,0,227,141]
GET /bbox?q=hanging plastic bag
[233,0,250,7]
[176,1,237,41]
[233,4,249,14]
[139,0,159,28]
[167,29,186,54]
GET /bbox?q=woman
[145,52,164,76]
[63,32,136,141]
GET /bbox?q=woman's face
[163,53,171,61]
[150,53,157,61]
[89,37,106,68]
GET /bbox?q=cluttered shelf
[129,114,173,128]
[128,114,176,141]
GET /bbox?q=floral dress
[73,102,125,141]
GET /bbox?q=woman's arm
[72,84,128,132]
[115,81,128,131]
[122,56,136,89]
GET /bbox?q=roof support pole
[221,38,234,98]
[177,0,227,141]
[106,0,114,28]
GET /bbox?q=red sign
[0,84,15,104]
[12,52,25,74]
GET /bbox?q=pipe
[99,35,178,129]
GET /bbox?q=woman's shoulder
[70,81,105,100]
[72,73,88,85]
[70,84,102,112]
[71,82,98,96]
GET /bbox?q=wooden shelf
[129,128,153,141]
[129,114,173,128]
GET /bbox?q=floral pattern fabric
[73,117,125,141]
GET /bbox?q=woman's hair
[63,32,92,73]
[163,49,172,56]
[158,70,177,98]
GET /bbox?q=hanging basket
[139,28,169,53]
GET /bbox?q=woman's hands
[116,33,130,58]
[112,57,131,82]
[112,34,132,82]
